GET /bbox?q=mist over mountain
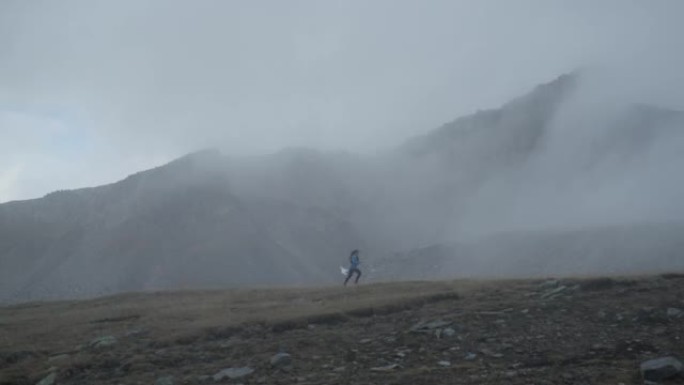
[2,72,683,303]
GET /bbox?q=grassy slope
[1,274,684,384]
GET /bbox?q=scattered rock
[480,348,503,358]
[410,319,452,333]
[89,335,117,349]
[155,375,174,385]
[359,338,373,344]
[217,337,242,349]
[541,285,567,299]
[505,370,517,378]
[124,328,147,337]
[270,352,292,368]
[464,352,477,361]
[370,363,400,372]
[213,367,254,381]
[437,360,451,367]
[667,307,684,318]
[36,372,57,385]
[442,327,456,338]
[634,307,668,324]
[640,356,683,381]
[47,354,70,364]
[539,280,559,290]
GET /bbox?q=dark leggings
[344,268,361,285]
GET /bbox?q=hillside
[1,274,684,384]
[0,151,362,302]
[370,222,684,282]
[2,72,684,302]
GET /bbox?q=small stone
[270,352,292,368]
[213,367,254,381]
[47,354,70,364]
[410,319,452,333]
[442,327,456,337]
[437,360,451,367]
[640,356,683,381]
[464,352,477,361]
[480,348,503,358]
[667,308,684,318]
[89,335,117,349]
[217,337,241,349]
[155,375,174,385]
[124,328,147,337]
[36,372,57,385]
[332,366,346,372]
[370,363,399,372]
[539,279,559,289]
[541,285,567,299]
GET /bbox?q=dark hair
[350,249,359,257]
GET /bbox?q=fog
[2,0,684,202]
[2,2,684,301]
[451,73,684,240]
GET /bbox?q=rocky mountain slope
[1,72,684,302]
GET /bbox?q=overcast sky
[1,0,683,202]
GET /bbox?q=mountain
[370,222,684,282]
[2,72,683,303]
[0,150,363,301]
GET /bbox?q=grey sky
[1,0,683,202]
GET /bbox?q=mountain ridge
[2,72,683,303]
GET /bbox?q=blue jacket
[350,254,360,269]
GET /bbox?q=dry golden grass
[0,279,496,354]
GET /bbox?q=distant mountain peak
[400,72,580,158]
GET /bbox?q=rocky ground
[1,274,684,385]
